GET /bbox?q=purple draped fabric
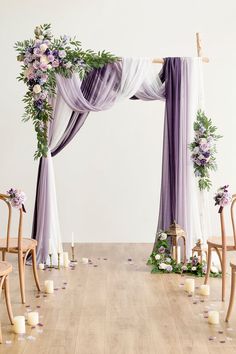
[32,58,183,262]
[155,58,181,248]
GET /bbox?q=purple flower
[33,61,40,70]
[40,91,48,100]
[192,256,199,266]
[33,47,41,57]
[166,265,173,272]
[34,99,44,110]
[52,59,59,68]
[202,264,207,274]
[158,246,165,254]
[47,54,55,62]
[6,189,26,209]
[58,50,66,58]
[39,63,48,71]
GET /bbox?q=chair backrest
[220,194,236,248]
[0,194,23,251]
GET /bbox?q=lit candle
[199,284,210,296]
[27,312,39,326]
[39,263,44,270]
[184,278,195,293]
[208,311,219,325]
[44,280,54,294]
[63,252,70,267]
[13,316,26,334]
[71,232,74,247]
[82,257,88,264]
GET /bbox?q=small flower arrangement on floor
[189,110,222,191]
[147,230,221,277]
[6,188,26,211]
[214,185,232,213]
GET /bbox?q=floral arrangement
[189,110,222,191]
[6,188,26,212]
[15,24,118,159]
[147,230,221,277]
[214,185,232,213]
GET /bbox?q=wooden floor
[1,243,236,354]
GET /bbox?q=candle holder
[49,253,53,268]
[71,246,77,263]
[57,252,61,270]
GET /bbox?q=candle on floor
[184,278,195,293]
[82,257,88,264]
[71,232,74,247]
[13,316,26,334]
[208,311,219,325]
[45,280,54,294]
[63,252,70,267]
[27,312,39,326]
[199,284,210,296]
[39,263,44,270]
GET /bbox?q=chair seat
[0,238,37,252]
[207,236,236,250]
[0,261,12,277]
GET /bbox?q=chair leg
[204,244,212,285]
[18,252,26,304]
[222,248,227,302]
[32,248,41,292]
[4,276,13,324]
[2,251,5,261]
[225,267,236,322]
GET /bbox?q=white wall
[0,0,236,243]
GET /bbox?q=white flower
[191,266,197,271]
[159,232,167,241]
[40,55,49,64]
[159,262,167,270]
[210,266,219,274]
[47,64,52,70]
[65,61,72,69]
[40,43,48,53]
[165,257,171,263]
[39,35,44,40]
[193,146,199,154]
[199,138,207,145]
[198,154,206,160]
[155,254,161,260]
[33,84,42,94]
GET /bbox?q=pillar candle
[208,311,219,325]
[63,252,70,267]
[45,280,54,294]
[39,263,44,270]
[173,246,181,263]
[27,312,39,326]
[71,232,74,247]
[13,316,26,334]
[184,278,195,293]
[199,284,210,296]
[82,257,88,264]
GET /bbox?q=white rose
[193,146,199,154]
[40,55,49,64]
[165,257,171,263]
[47,64,52,70]
[191,266,197,271]
[33,84,42,94]
[159,232,167,241]
[155,254,161,260]
[199,138,207,144]
[210,266,218,274]
[40,43,48,53]
[159,262,167,270]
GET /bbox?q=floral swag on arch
[16,24,221,265]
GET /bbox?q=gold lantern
[192,239,207,263]
[166,221,186,263]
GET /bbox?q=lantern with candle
[166,221,186,264]
[192,239,208,264]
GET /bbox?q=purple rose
[52,59,59,68]
[192,257,199,266]
[33,47,42,57]
[158,246,165,254]
[47,54,55,62]
[166,265,173,272]
[39,63,48,71]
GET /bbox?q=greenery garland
[15,24,118,159]
[147,230,221,277]
[189,110,222,191]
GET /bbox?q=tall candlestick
[58,252,61,270]
[71,232,74,247]
[13,316,26,334]
[49,253,53,268]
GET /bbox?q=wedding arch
[16,25,211,264]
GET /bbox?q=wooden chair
[204,194,236,301]
[0,194,40,304]
[0,261,14,343]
